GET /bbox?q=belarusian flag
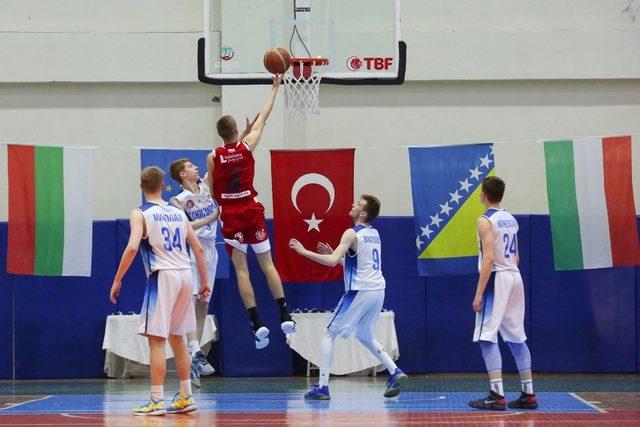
[6,145,93,276]
[544,136,640,270]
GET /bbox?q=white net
[284,71,323,119]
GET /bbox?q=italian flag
[544,136,640,270]
[7,145,93,276]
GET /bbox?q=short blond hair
[140,166,164,193]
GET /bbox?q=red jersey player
[207,75,295,349]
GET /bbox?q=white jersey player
[469,176,538,412]
[172,178,218,302]
[169,158,220,386]
[289,195,407,400]
[109,166,211,416]
[138,202,191,277]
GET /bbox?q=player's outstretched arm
[317,242,344,265]
[472,217,494,312]
[243,74,282,151]
[110,209,144,304]
[289,229,356,267]
[239,113,259,144]
[170,197,217,231]
[186,223,212,300]
[207,152,215,194]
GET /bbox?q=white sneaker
[281,320,297,334]
[254,326,270,349]
[192,351,215,376]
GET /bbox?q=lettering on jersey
[362,235,381,244]
[152,213,183,222]
[221,190,252,199]
[219,153,244,164]
[188,203,216,220]
[496,219,518,229]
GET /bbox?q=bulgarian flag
[6,145,93,276]
[544,136,640,270]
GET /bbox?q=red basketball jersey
[213,141,258,205]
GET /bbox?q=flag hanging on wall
[7,145,93,276]
[140,148,229,279]
[544,136,640,270]
[271,149,355,282]
[409,144,494,276]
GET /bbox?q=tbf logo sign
[347,56,393,71]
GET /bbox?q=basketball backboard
[199,0,405,85]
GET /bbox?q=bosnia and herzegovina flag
[7,145,93,276]
[140,148,229,279]
[409,144,494,276]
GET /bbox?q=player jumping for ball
[207,75,296,349]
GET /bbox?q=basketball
[263,47,291,74]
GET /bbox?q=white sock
[188,340,201,357]
[360,338,398,374]
[150,385,163,402]
[490,378,504,396]
[319,368,330,388]
[521,379,534,394]
[318,333,335,387]
[180,380,192,397]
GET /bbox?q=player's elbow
[483,254,494,264]
[124,245,138,256]
[327,255,341,267]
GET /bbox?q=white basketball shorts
[327,289,385,340]
[190,238,218,303]
[473,270,527,344]
[138,269,196,338]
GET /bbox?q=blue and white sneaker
[193,350,215,376]
[190,364,201,388]
[281,319,297,334]
[305,385,330,400]
[254,326,270,349]
[384,368,408,398]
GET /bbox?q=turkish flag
[271,149,355,282]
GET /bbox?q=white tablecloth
[102,314,217,378]
[286,311,399,376]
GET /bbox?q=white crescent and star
[291,173,335,232]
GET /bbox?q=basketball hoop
[284,57,329,118]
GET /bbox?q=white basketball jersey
[172,181,218,241]
[343,225,386,291]
[478,208,520,272]
[138,201,191,276]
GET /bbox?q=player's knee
[479,340,498,358]
[506,341,530,358]
[355,330,373,346]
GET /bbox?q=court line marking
[60,413,104,420]
[569,392,606,414]
[0,395,52,412]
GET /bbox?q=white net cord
[284,72,322,119]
